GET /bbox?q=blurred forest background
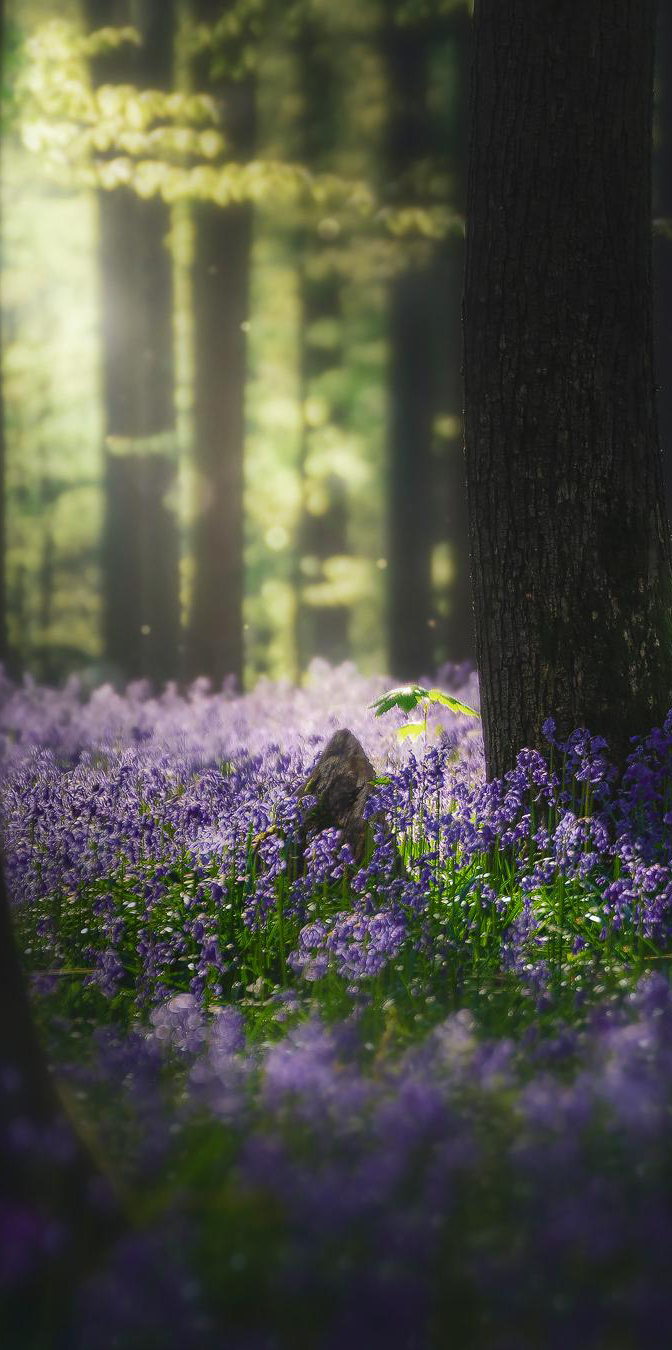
[1,0,672,692]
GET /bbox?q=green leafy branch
[370,684,479,742]
[17,19,462,239]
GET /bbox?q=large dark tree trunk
[0,868,63,1130]
[655,3,672,518]
[0,849,74,1341]
[187,0,255,689]
[87,0,180,688]
[464,0,672,779]
[0,857,123,1342]
[295,23,349,672]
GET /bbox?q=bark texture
[253,730,386,877]
[301,729,379,864]
[187,0,255,688]
[464,0,672,778]
[88,0,180,687]
[654,2,672,516]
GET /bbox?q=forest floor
[2,662,672,1350]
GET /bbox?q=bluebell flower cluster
[5,972,672,1347]
[4,665,672,1345]
[4,664,672,1023]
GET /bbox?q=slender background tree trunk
[187,0,255,689]
[87,0,180,689]
[296,277,350,671]
[384,20,434,679]
[385,7,474,678]
[294,20,350,672]
[435,5,474,669]
[464,0,672,778]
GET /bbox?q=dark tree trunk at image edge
[0,258,6,677]
[464,0,672,779]
[187,0,255,689]
[0,0,9,674]
[88,0,180,688]
[654,2,672,518]
[0,857,123,1341]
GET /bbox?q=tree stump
[300,728,380,864]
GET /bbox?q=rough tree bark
[87,0,180,688]
[254,728,386,874]
[654,2,672,517]
[187,0,256,688]
[300,729,378,864]
[463,0,672,778]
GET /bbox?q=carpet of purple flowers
[3,661,672,1348]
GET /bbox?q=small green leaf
[427,689,480,718]
[370,684,429,717]
[397,722,426,741]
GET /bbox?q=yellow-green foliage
[4,0,467,683]
[18,17,461,239]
